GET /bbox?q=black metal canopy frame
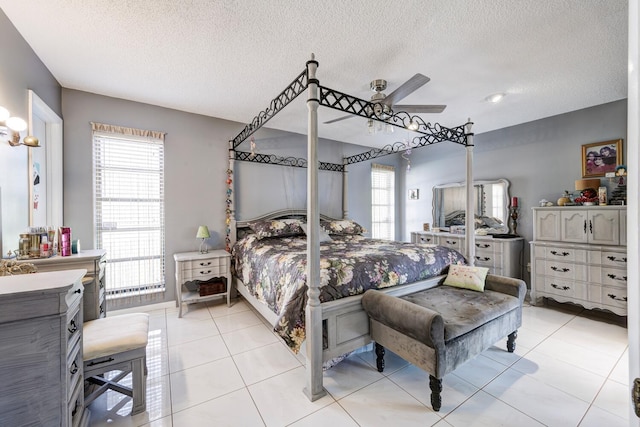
[229,61,472,170]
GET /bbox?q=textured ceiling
[0,0,628,148]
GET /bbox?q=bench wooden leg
[429,375,442,412]
[374,343,385,372]
[507,331,518,353]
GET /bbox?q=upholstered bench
[83,313,150,415]
[361,274,526,411]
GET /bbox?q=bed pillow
[248,219,304,240]
[300,223,333,242]
[320,219,366,235]
[443,264,490,292]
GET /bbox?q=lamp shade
[196,225,210,239]
[575,179,601,191]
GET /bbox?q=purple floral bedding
[232,233,467,353]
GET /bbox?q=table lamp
[196,225,210,253]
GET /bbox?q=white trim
[28,90,63,228]
[627,0,639,423]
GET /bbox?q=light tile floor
[87,297,629,427]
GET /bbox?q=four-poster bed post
[227,55,476,401]
[303,55,326,401]
[464,121,475,266]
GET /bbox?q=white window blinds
[371,163,395,240]
[92,123,166,309]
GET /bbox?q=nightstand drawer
[182,256,229,272]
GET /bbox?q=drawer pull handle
[550,251,569,257]
[607,256,627,263]
[607,293,627,302]
[475,256,491,261]
[200,270,212,275]
[70,361,78,375]
[607,273,627,282]
[551,283,570,291]
[200,261,212,266]
[550,266,570,272]
[583,220,587,233]
[475,244,490,248]
[74,289,82,294]
[589,220,593,234]
[68,320,78,334]
[446,240,457,245]
[87,357,114,367]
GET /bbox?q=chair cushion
[84,313,149,360]
[401,286,519,342]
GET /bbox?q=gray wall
[63,89,242,306]
[0,9,61,256]
[403,99,627,285]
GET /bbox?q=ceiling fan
[324,73,446,125]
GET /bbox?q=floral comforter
[232,234,466,353]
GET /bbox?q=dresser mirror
[432,178,510,232]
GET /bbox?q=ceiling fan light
[485,93,506,103]
[6,116,27,132]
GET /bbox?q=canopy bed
[226,55,475,401]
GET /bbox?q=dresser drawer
[536,259,587,281]
[67,341,83,402]
[66,305,82,354]
[601,267,627,287]
[473,240,502,253]
[534,245,587,263]
[416,234,435,244]
[438,237,462,250]
[542,277,588,300]
[600,251,627,267]
[600,285,627,311]
[474,253,499,268]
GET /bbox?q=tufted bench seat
[361,274,525,411]
[83,313,150,415]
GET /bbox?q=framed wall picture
[409,189,419,200]
[581,139,622,178]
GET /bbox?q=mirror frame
[432,178,511,229]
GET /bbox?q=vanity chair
[82,312,150,415]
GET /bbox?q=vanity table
[0,269,89,427]
[20,249,107,321]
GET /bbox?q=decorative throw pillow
[300,223,333,243]
[443,264,490,292]
[320,219,366,235]
[248,219,304,240]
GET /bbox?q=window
[92,123,166,309]
[371,164,395,240]
[491,184,505,220]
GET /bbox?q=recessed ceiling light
[485,93,506,103]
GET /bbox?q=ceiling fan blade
[394,104,447,114]
[323,114,354,124]
[384,73,431,106]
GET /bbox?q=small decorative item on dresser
[196,225,210,254]
[557,191,571,206]
[598,187,607,205]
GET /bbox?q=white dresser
[410,231,524,278]
[0,269,89,426]
[530,206,627,315]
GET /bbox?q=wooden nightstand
[174,250,232,317]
